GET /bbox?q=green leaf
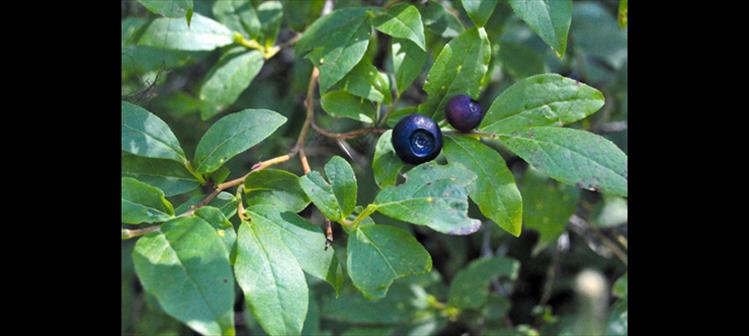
[121,177,174,224]
[461,0,498,27]
[335,60,391,104]
[193,206,237,259]
[608,298,627,336]
[299,171,343,221]
[373,4,426,51]
[418,27,491,119]
[246,205,344,294]
[372,130,405,188]
[122,101,187,163]
[443,136,523,237]
[497,42,546,80]
[390,38,426,95]
[122,152,200,197]
[235,220,308,336]
[508,0,572,57]
[448,256,520,309]
[480,74,605,134]
[132,216,235,335]
[193,108,287,174]
[498,127,627,196]
[592,196,628,227]
[521,168,579,254]
[322,280,427,324]
[138,13,233,51]
[244,169,310,213]
[199,48,264,120]
[618,0,628,28]
[175,191,238,219]
[256,1,284,47]
[282,0,324,32]
[418,0,465,38]
[347,223,432,299]
[212,0,259,37]
[138,0,193,22]
[385,106,416,127]
[324,156,358,217]
[374,161,482,235]
[613,273,627,298]
[320,90,376,123]
[296,8,371,92]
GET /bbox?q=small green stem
[184,161,206,184]
[350,204,378,230]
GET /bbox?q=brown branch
[311,123,387,139]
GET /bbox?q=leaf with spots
[374,161,482,235]
[498,127,627,196]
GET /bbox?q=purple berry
[446,95,484,132]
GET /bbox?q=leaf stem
[350,204,378,230]
[184,161,206,184]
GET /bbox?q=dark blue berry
[391,114,443,165]
[446,95,484,132]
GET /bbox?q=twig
[311,123,387,139]
[122,226,161,239]
[324,219,333,250]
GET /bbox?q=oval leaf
[374,4,426,51]
[193,108,287,174]
[138,0,193,20]
[199,49,265,120]
[390,38,426,95]
[122,101,187,163]
[244,169,310,213]
[372,130,405,188]
[480,74,605,134]
[122,152,200,197]
[418,26,491,119]
[137,13,233,51]
[121,177,174,224]
[509,0,572,57]
[374,161,482,235]
[235,220,308,336]
[246,205,344,294]
[132,216,235,335]
[320,90,376,123]
[461,0,498,27]
[443,136,523,237]
[347,223,432,300]
[299,170,343,221]
[296,8,371,92]
[448,256,519,309]
[521,167,579,255]
[324,156,358,217]
[498,127,627,196]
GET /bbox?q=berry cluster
[392,94,484,164]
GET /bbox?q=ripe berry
[446,95,484,132]
[391,114,443,165]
